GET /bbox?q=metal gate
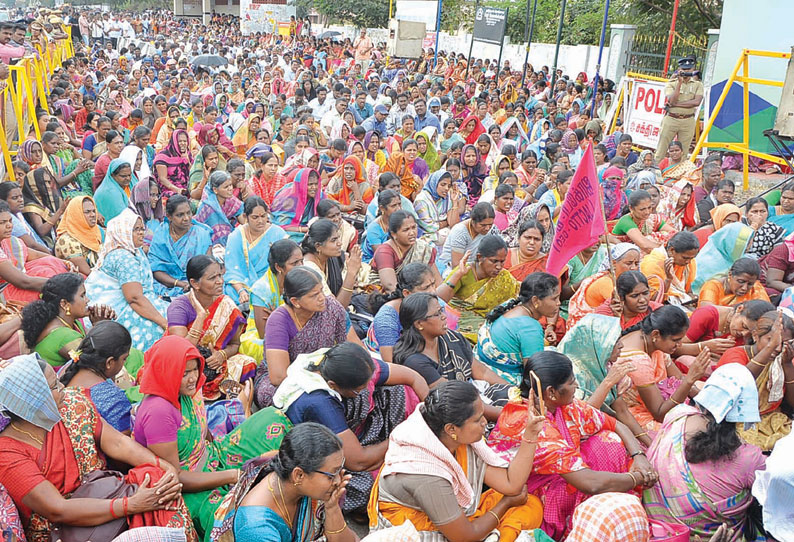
[626,33,707,78]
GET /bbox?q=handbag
[51,470,138,542]
[648,520,689,542]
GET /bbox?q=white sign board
[394,0,438,30]
[625,78,666,149]
[240,0,295,35]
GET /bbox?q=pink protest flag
[546,143,606,276]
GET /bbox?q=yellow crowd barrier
[1,26,74,182]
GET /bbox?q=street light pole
[520,0,538,88]
[550,0,566,90]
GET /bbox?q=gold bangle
[669,396,682,405]
[634,432,648,438]
[341,286,354,293]
[325,524,348,535]
[748,358,766,367]
[697,342,703,352]
[786,379,794,384]
[627,472,639,486]
[219,349,228,361]
[487,510,500,524]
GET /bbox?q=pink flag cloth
[546,144,606,276]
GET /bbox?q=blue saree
[148,220,213,297]
[223,224,287,303]
[692,222,754,294]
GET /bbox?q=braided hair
[420,381,480,437]
[59,321,132,385]
[307,342,373,390]
[368,262,432,315]
[486,272,558,323]
[620,304,689,338]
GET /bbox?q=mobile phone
[529,370,546,417]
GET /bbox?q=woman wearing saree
[0,202,71,306]
[211,423,355,542]
[195,171,243,248]
[326,155,373,213]
[22,167,67,248]
[365,130,388,170]
[372,211,440,293]
[188,145,226,203]
[414,170,464,246]
[0,181,50,254]
[593,271,663,332]
[643,364,766,540]
[135,336,291,542]
[503,200,555,251]
[271,168,323,242]
[85,209,169,351]
[617,305,711,433]
[54,196,103,276]
[153,129,193,198]
[348,139,381,186]
[248,149,287,207]
[151,105,181,150]
[598,166,629,223]
[487,352,656,541]
[94,158,136,224]
[659,141,696,184]
[231,113,263,156]
[149,195,213,298]
[767,180,794,236]
[657,179,697,232]
[476,272,560,386]
[415,128,441,173]
[698,257,770,308]
[459,144,489,207]
[167,256,257,402]
[459,115,486,146]
[369,380,544,542]
[692,222,755,294]
[224,197,288,304]
[567,243,641,331]
[611,189,676,254]
[441,235,519,342]
[692,203,742,248]
[382,150,422,201]
[0,354,196,542]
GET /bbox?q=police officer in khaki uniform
[654,56,704,162]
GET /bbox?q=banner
[625,78,666,149]
[473,7,506,46]
[546,144,606,276]
[240,0,295,35]
[423,32,436,50]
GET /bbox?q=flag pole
[591,145,617,284]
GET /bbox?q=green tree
[312,0,390,28]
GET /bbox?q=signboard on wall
[473,7,506,46]
[625,78,666,149]
[182,0,202,17]
[240,0,295,35]
[395,0,438,30]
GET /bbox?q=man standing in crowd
[655,55,704,162]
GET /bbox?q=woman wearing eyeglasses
[212,422,356,542]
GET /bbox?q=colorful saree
[487,398,630,540]
[223,224,287,303]
[210,455,323,542]
[448,268,519,342]
[195,184,243,247]
[692,223,754,294]
[643,405,762,541]
[0,236,69,305]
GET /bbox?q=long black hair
[486,272,558,323]
[421,381,480,438]
[368,262,432,315]
[392,292,438,366]
[253,422,343,484]
[519,351,574,399]
[21,273,84,349]
[308,342,374,390]
[620,304,689,338]
[283,266,323,306]
[685,409,742,464]
[59,321,132,385]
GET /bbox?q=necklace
[642,334,652,353]
[520,304,534,319]
[11,423,44,446]
[391,240,405,260]
[267,474,293,528]
[56,316,81,334]
[288,307,306,330]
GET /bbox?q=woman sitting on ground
[301,219,362,308]
[611,189,676,254]
[393,292,510,420]
[698,257,770,308]
[0,181,50,254]
[487,351,657,541]
[369,380,545,542]
[53,196,103,276]
[317,199,358,253]
[366,263,452,363]
[257,266,363,407]
[477,272,561,386]
[58,321,135,433]
[567,243,641,331]
[213,422,356,542]
[617,305,711,432]
[195,170,243,248]
[639,231,700,304]
[643,364,766,540]
[135,335,292,541]
[371,211,440,293]
[438,202,496,273]
[413,169,464,246]
[167,255,257,401]
[273,342,427,513]
[442,235,518,341]
[239,239,303,367]
[593,271,662,330]
[148,194,213,298]
[270,167,324,242]
[559,313,651,447]
[692,222,754,293]
[0,353,195,542]
[362,189,402,263]
[20,272,119,370]
[85,209,169,351]
[0,201,72,306]
[716,310,794,451]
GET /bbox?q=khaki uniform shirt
[664,78,703,115]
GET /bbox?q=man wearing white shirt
[321,99,348,138]
[309,86,333,121]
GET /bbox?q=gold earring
[451,433,457,441]
[418,326,424,331]
[65,306,71,316]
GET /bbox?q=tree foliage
[312,0,390,28]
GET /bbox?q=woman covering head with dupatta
[326,155,374,212]
[271,168,324,241]
[459,114,485,145]
[54,196,103,274]
[415,127,441,173]
[153,129,193,198]
[93,158,135,223]
[692,222,754,294]
[383,151,421,201]
[135,336,291,541]
[657,179,697,232]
